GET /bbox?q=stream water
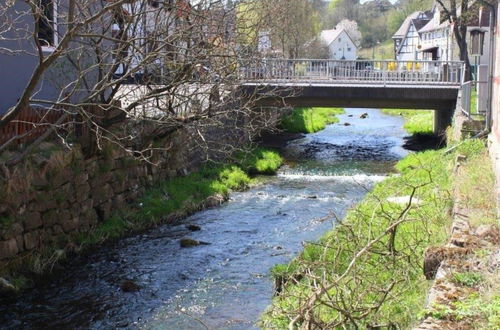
[0,108,408,330]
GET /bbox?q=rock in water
[0,277,16,294]
[120,280,141,292]
[348,114,354,117]
[343,122,351,126]
[186,224,201,232]
[180,238,211,248]
[360,113,368,119]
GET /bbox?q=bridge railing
[239,59,464,86]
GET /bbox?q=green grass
[78,148,283,246]
[452,272,484,287]
[236,148,284,175]
[281,107,345,134]
[261,139,487,329]
[427,294,500,328]
[358,39,394,60]
[383,109,434,135]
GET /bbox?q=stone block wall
[0,110,268,262]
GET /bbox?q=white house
[392,11,432,61]
[319,28,357,60]
[394,3,492,65]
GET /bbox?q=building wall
[488,1,500,211]
[0,2,61,114]
[396,23,420,61]
[328,31,357,60]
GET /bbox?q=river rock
[186,224,201,232]
[0,277,16,294]
[120,280,141,292]
[343,122,351,126]
[360,113,368,119]
[180,238,211,248]
[348,114,354,117]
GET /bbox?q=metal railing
[460,81,473,118]
[239,59,464,86]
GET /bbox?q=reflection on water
[0,109,408,330]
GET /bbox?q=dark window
[149,0,160,8]
[37,0,55,47]
[470,30,485,56]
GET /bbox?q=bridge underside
[241,84,460,135]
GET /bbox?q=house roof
[393,11,422,39]
[320,28,354,47]
[393,10,433,40]
[419,18,449,33]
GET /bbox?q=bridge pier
[434,108,454,136]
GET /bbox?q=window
[148,0,160,8]
[470,30,485,56]
[37,0,57,48]
[347,47,351,51]
[338,37,341,42]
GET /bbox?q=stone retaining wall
[0,110,277,262]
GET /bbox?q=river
[0,108,408,329]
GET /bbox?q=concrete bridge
[239,59,465,135]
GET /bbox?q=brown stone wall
[0,110,265,261]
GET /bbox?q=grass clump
[281,107,344,133]
[237,148,283,175]
[453,142,496,227]
[427,294,500,328]
[262,139,488,329]
[383,109,434,135]
[452,272,484,287]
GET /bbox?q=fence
[0,106,69,147]
[239,59,465,86]
[0,102,124,149]
[460,81,473,118]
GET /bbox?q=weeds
[452,272,484,287]
[281,107,344,133]
[236,148,283,175]
[382,109,434,135]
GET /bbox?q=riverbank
[281,107,345,134]
[417,145,499,329]
[262,139,493,328]
[0,147,283,294]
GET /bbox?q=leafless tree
[0,0,283,166]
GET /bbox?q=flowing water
[0,109,408,330]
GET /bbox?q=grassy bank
[421,144,499,328]
[77,148,283,246]
[262,139,487,328]
[382,109,434,135]
[2,148,283,291]
[281,107,344,133]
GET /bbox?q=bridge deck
[240,59,464,87]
